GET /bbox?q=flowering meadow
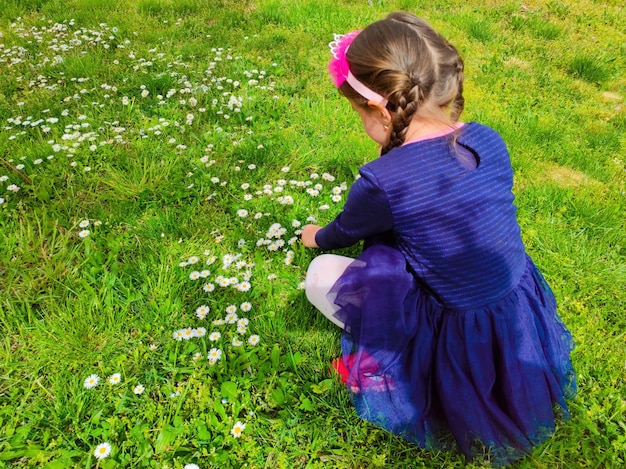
[1,0,625,468]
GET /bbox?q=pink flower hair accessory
[328,31,388,107]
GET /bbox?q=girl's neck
[402,116,463,145]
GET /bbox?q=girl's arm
[303,171,393,250]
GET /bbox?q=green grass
[0,0,625,467]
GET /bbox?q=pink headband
[328,32,389,107]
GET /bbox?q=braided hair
[339,12,465,155]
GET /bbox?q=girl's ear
[367,100,392,122]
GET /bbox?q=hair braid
[382,81,427,155]
[449,60,465,121]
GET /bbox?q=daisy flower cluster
[1,17,279,208]
[175,250,260,365]
[76,218,102,239]
[82,372,135,391]
[217,164,349,217]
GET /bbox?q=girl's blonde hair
[341,12,465,155]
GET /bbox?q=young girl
[302,12,576,466]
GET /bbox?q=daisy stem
[1,156,33,185]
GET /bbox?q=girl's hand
[301,224,321,248]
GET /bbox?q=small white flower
[237,318,249,327]
[209,332,221,341]
[248,335,260,346]
[196,305,210,319]
[240,302,252,312]
[79,219,90,228]
[236,281,251,292]
[83,374,100,389]
[237,209,248,218]
[108,373,121,385]
[133,384,145,395]
[78,229,91,239]
[94,442,112,460]
[203,283,215,292]
[184,464,200,469]
[207,348,222,361]
[230,421,246,438]
[189,271,200,280]
[225,311,238,324]
[232,337,243,347]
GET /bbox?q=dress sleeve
[315,171,393,250]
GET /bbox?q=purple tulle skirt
[329,245,576,467]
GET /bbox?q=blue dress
[314,123,576,466]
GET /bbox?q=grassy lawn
[0,0,624,467]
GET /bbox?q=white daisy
[93,442,112,460]
[196,305,210,319]
[230,421,246,438]
[225,311,238,324]
[133,384,145,395]
[207,348,222,361]
[236,281,251,292]
[248,335,260,346]
[83,374,100,389]
[108,373,121,385]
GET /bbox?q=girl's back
[365,122,526,309]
